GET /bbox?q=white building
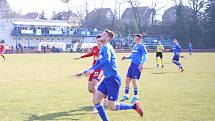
[0,19,98,49]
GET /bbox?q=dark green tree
[173,2,191,47]
[204,0,215,48]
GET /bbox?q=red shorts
[88,69,103,81]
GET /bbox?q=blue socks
[95,103,108,121]
[173,61,182,67]
[125,87,139,97]
[116,103,135,110]
[125,87,130,95]
[134,88,138,96]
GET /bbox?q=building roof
[86,8,113,19]
[162,5,192,24]
[121,7,153,19]
[12,20,71,27]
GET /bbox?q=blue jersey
[172,43,182,55]
[189,44,192,51]
[128,43,147,65]
[90,43,119,78]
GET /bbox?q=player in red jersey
[74,35,103,113]
[0,41,6,60]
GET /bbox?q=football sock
[95,103,108,121]
[134,88,138,96]
[116,103,135,110]
[125,87,130,95]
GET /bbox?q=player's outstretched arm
[74,57,81,60]
[72,72,85,77]
[74,49,94,60]
[121,56,127,61]
[121,55,132,61]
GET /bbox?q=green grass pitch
[0,53,215,121]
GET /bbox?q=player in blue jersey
[76,29,143,121]
[188,42,192,56]
[120,34,147,103]
[172,39,184,72]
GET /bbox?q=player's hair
[96,35,101,39]
[104,29,115,40]
[135,34,142,39]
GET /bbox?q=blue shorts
[97,75,121,101]
[189,50,192,52]
[173,55,179,61]
[127,63,141,80]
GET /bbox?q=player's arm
[139,46,148,71]
[122,55,132,61]
[177,44,182,53]
[74,48,94,60]
[162,45,165,51]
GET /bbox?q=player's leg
[129,65,141,103]
[87,73,100,113]
[121,65,133,102]
[160,53,164,68]
[189,50,192,56]
[172,55,180,66]
[92,79,98,93]
[88,78,99,94]
[131,79,139,103]
[88,74,95,93]
[121,77,131,101]
[0,54,5,60]
[172,56,184,72]
[91,79,100,113]
[107,76,134,111]
[156,53,159,67]
[93,79,108,121]
[88,81,94,93]
[178,60,184,72]
[93,90,108,121]
[107,75,144,117]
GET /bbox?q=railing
[11,28,100,36]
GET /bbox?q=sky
[6,0,188,20]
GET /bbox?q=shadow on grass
[25,106,93,121]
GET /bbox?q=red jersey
[0,44,4,53]
[80,46,100,65]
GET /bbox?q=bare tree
[111,2,119,30]
[151,0,168,26]
[126,0,142,32]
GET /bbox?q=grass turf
[0,53,215,121]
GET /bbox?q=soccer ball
[60,0,70,3]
